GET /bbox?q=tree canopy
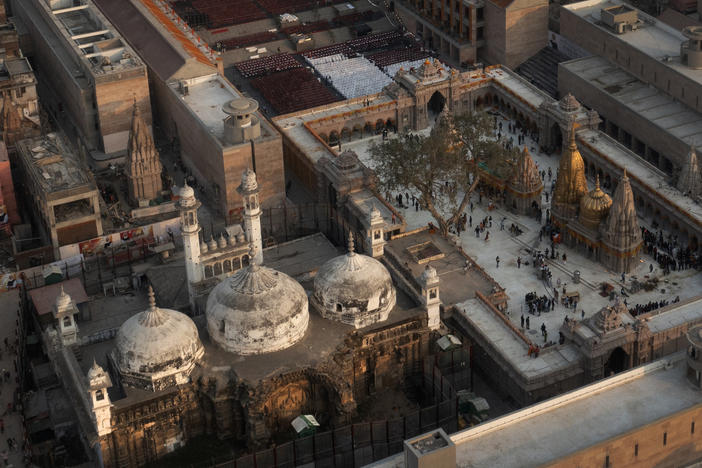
[369,111,500,236]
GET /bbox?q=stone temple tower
[238,169,263,265]
[177,182,202,310]
[419,266,441,330]
[125,100,163,206]
[600,170,643,273]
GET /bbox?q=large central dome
[206,246,309,355]
[311,232,396,328]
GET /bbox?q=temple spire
[126,100,163,205]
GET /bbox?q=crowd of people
[628,296,680,316]
[641,228,701,274]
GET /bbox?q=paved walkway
[0,289,28,467]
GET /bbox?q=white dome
[206,247,309,355]
[113,287,203,391]
[312,233,396,328]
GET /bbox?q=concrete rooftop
[564,0,702,83]
[370,353,700,468]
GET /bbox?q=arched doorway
[604,347,629,376]
[551,123,563,152]
[427,91,446,117]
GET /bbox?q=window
[605,455,610,468]
[374,230,381,240]
[336,304,342,312]
[663,432,667,445]
[220,320,225,333]
[692,421,695,434]
[95,390,104,401]
[635,443,638,456]
[430,289,437,299]
[63,316,71,327]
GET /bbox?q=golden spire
[553,126,588,206]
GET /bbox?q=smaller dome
[114,287,203,391]
[236,232,246,243]
[208,237,217,251]
[559,93,581,113]
[370,203,383,224]
[55,285,72,311]
[240,168,258,193]
[334,150,359,172]
[421,265,438,283]
[591,297,627,333]
[218,234,227,249]
[200,240,209,253]
[228,235,237,246]
[88,359,106,382]
[312,232,396,329]
[180,181,195,200]
[579,175,612,230]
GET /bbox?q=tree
[369,111,496,237]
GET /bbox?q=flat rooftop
[576,127,702,227]
[563,55,702,146]
[44,0,143,75]
[563,0,702,84]
[171,73,243,146]
[371,353,700,468]
[385,230,501,307]
[455,297,582,381]
[16,132,97,197]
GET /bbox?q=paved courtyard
[345,112,702,343]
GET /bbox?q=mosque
[37,166,483,467]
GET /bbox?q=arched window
[63,316,72,327]
[95,390,104,401]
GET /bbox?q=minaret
[678,146,701,198]
[87,360,112,437]
[238,168,263,265]
[53,285,79,346]
[600,170,643,273]
[419,266,441,330]
[366,204,386,258]
[176,182,202,310]
[125,100,163,206]
[552,126,588,225]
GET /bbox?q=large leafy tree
[369,111,496,237]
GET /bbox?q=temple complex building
[551,129,643,272]
[505,147,543,216]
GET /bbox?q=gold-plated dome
[578,175,612,230]
[553,127,588,206]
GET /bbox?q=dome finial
[347,231,355,255]
[148,285,156,311]
[595,174,600,190]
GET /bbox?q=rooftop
[371,353,700,468]
[16,132,97,197]
[563,55,702,147]
[563,0,702,84]
[41,0,143,76]
[171,73,245,146]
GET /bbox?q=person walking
[525,317,530,329]
[496,256,500,268]
[521,315,525,328]
[517,256,521,269]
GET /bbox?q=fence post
[64,262,69,280]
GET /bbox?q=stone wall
[95,73,151,155]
